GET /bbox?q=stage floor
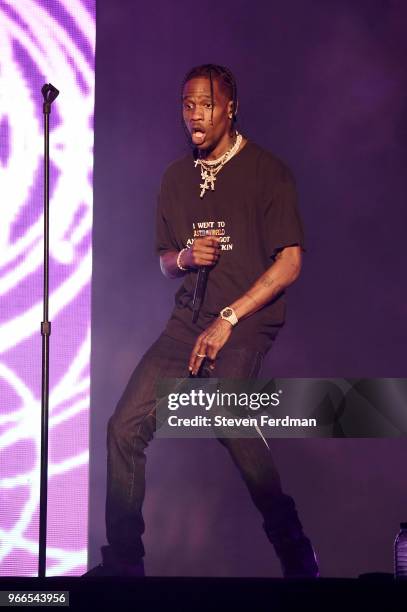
[0,575,405,611]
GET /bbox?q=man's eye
[183,103,193,110]
[205,103,213,109]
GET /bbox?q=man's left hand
[189,318,233,375]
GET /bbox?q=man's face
[182,76,234,153]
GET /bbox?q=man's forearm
[160,238,220,279]
[160,250,186,279]
[161,245,301,322]
[230,246,302,321]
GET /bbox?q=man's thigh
[112,334,193,427]
[199,346,269,447]
[201,346,264,379]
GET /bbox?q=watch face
[222,308,233,318]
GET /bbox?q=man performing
[87,64,319,578]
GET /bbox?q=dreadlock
[181,64,238,127]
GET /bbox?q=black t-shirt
[155,141,305,353]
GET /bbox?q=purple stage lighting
[0,0,95,576]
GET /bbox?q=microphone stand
[38,83,59,578]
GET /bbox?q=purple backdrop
[0,0,95,576]
[90,0,407,576]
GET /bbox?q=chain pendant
[199,170,217,198]
[194,132,242,199]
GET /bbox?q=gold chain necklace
[194,132,242,198]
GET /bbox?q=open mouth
[191,127,206,145]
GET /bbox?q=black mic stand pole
[38,83,59,578]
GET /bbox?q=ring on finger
[196,353,206,358]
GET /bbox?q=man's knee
[107,410,155,451]
[107,413,127,446]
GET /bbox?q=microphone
[192,266,209,323]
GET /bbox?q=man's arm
[231,244,301,321]
[159,251,185,279]
[160,237,220,278]
[188,245,302,374]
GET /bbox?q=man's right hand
[183,237,221,268]
[159,237,220,279]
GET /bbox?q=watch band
[220,306,238,326]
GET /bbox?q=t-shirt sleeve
[155,171,178,256]
[262,158,305,259]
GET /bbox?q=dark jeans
[104,333,305,564]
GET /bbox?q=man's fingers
[198,246,220,257]
[195,244,220,256]
[191,253,220,267]
[189,334,220,375]
[189,338,207,375]
[190,355,205,376]
[204,355,216,371]
[199,237,220,247]
[205,344,219,362]
[196,248,219,259]
[199,253,220,265]
[190,237,221,267]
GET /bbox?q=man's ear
[228,99,238,120]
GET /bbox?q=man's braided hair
[181,64,238,126]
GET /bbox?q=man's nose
[191,105,204,120]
